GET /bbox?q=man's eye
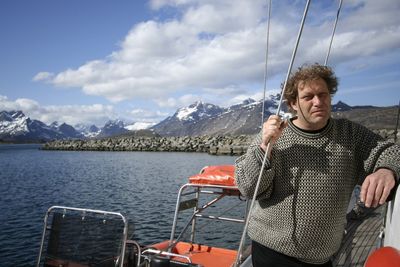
[320,93,328,98]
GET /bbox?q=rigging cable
[394,100,400,143]
[234,0,312,265]
[261,0,272,127]
[324,0,343,66]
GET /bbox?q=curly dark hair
[283,63,339,113]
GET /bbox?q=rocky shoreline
[41,128,399,156]
[41,135,255,155]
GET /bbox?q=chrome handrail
[142,248,192,263]
[168,182,245,254]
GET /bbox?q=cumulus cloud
[122,107,173,127]
[0,95,116,126]
[0,95,40,113]
[32,72,54,81]
[127,108,169,122]
[154,94,202,109]
[123,107,167,130]
[224,88,282,107]
[33,0,400,107]
[0,95,171,126]
[40,104,117,126]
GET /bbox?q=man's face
[290,78,331,131]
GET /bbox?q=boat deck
[332,205,384,267]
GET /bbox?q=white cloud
[0,95,116,126]
[125,122,156,131]
[0,95,41,112]
[225,88,282,107]
[0,95,173,126]
[33,0,400,107]
[154,94,200,109]
[202,85,247,97]
[40,104,116,126]
[15,98,41,110]
[32,72,54,81]
[126,108,168,122]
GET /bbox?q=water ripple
[0,145,242,267]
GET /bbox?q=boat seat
[188,164,241,196]
[189,165,237,187]
[37,206,128,267]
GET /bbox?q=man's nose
[312,96,323,105]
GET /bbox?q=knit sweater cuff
[254,145,270,167]
[374,165,400,182]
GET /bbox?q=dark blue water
[0,144,245,266]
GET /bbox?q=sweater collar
[288,117,333,138]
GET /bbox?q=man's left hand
[360,168,396,208]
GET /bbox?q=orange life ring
[364,246,400,267]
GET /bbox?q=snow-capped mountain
[50,121,83,139]
[1,98,393,142]
[77,121,155,138]
[0,112,136,142]
[97,119,129,138]
[175,101,225,121]
[0,111,65,142]
[0,110,28,137]
[151,101,225,136]
[74,123,101,138]
[151,95,287,136]
[152,96,398,137]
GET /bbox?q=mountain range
[0,111,123,143]
[151,96,283,136]
[0,95,398,143]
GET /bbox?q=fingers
[360,169,396,208]
[264,116,280,131]
[361,177,381,208]
[372,182,384,207]
[281,119,289,130]
[260,115,287,151]
[360,178,370,206]
[379,186,392,205]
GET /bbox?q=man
[235,63,399,267]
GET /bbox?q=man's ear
[289,99,298,113]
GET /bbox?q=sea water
[0,144,245,266]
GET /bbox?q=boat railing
[135,165,251,267]
[168,182,247,252]
[142,247,192,263]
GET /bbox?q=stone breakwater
[41,135,255,156]
[40,129,399,156]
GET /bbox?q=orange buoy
[365,246,400,267]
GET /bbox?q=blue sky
[0,0,399,128]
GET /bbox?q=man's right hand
[260,115,288,151]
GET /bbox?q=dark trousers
[252,241,333,267]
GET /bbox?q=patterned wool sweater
[235,118,400,264]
